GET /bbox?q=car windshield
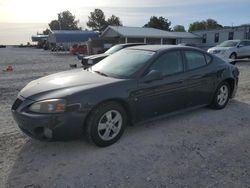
[217,41,239,47]
[91,49,155,78]
[105,45,123,54]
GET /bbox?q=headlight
[213,50,221,54]
[29,99,66,113]
[211,50,226,55]
[88,59,93,65]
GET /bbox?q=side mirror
[143,70,163,83]
[237,44,244,48]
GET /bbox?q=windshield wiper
[93,71,108,77]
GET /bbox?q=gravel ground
[0,47,250,188]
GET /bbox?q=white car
[208,40,250,61]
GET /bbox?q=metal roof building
[48,30,99,49]
[101,26,201,45]
[48,30,98,43]
[193,25,250,49]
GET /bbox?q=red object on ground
[70,44,87,55]
[6,65,13,72]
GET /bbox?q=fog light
[44,128,53,139]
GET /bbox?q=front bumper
[213,53,230,61]
[11,97,88,140]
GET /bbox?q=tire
[210,82,230,110]
[85,102,127,147]
[229,52,237,60]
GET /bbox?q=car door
[245,41,250,57]
[132,50,189,121]
[183,50,216,107]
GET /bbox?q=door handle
[177,79,184,84]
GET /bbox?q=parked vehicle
[81,43,145,68]
[12,45,239,147]
[51,45,67,52]
[207,40,250,62]
[70,44,87,55]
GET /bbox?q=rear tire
[85,102,127,147]
[210,82,230,110]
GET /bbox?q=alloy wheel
[97,110,122,141]
[217,85,229,106]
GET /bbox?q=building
[48,30,99,50]
[193,25,250,50]
[101,26,201,45]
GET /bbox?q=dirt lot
[1,47,250,188]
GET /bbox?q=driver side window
[239,41,247,46]
[149,51,183,76]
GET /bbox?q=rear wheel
[210,82,230,109]
[85,102,127,147]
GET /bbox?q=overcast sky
[0,0,250,44]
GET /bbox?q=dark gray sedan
[12,45,239,147]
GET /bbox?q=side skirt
[134,104,208,126]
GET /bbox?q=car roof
[127,44,199,52]
[221,39,250,43]
[224,40,241,42]
[117,43,145,47]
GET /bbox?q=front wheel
[210,82,230,110]
[85,102,127,147]
[229,52,237,60]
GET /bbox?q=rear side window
[184,51,207,70]
[150,51,183,76]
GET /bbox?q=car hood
[84,53,109,60]
[19,68,120,100]
[208,46,234,51]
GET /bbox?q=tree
[173,25,186,32]
[188,21,206,32]
[144,16,171,31]
[49,20,61,30]
[206,19,223,29]
[42,28,51,35]
[87,9,123,32]
[188,19,223,32]
[49,10,80,30]
[87,9,108,32]
[107,15,122,26]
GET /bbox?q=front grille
[12,98,23,110]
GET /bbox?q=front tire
[229,52,237,60]
[85,102,127,147]
[210,82,230,110]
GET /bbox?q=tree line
[42,9,223,35]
